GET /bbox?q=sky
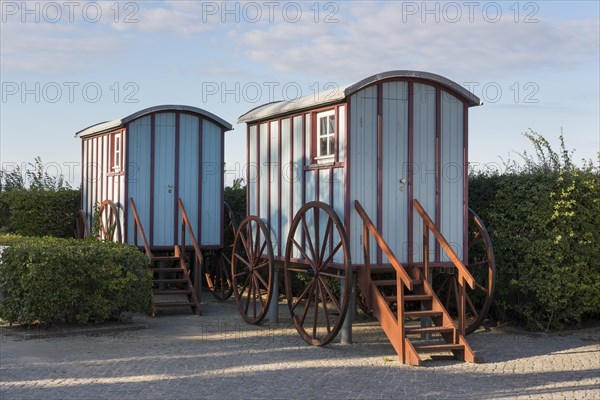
[1,0,599,187]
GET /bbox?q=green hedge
[0,190,81,238]
[224,181,246,227]
[0,235,152,325]
[469,155,600,330]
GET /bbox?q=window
[316,110,335,160]
[112,133,122,171]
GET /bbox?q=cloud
[0,1,216,75]
[0,23,122,75]
[110,4,212,35]
[234,2,600,82]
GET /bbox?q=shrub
[224,178,247,227]
[0,195,10,233]
[0,190,81,238]
[469,132,600,330]
[0,235,152,325]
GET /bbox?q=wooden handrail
[354,201,413,291]
[177,198,203,261]
[129,197,152,260]
[413,199,475,289]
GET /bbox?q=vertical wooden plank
[149,114,155,247]
[255,123,260,218]
[220,126,225,248]
[123,129,128,242]
[435,87,441,262]
[344,100,351,246]
[174,112,180,245]
[200,121,222,245]
[246,124,250,218]
[407,81,414,266]
[280,118,291,256]
[100,134,104,204]
[178,114,200,246]
[440,92,465,261]
[248,125,258,217]
[197,117,203,246]
[94,136,98,212]
[382,82,409,263]
[463,102,469,263]
[377,83,383,265]
[412,83,436,263]
[289,118,294,255]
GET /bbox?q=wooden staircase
[149,246,200,315]
[130,197,202,316]
[355,200,480,366]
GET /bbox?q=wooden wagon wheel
[73,210,89,239]
[284,201,352,346]
[231,215,274,324]
[206,202,237,300]
[97,200,122,242]
[434,208,496,334]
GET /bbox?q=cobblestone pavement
[1,298,599,400]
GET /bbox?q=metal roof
[75,105,233,138]
[238,70,481,123]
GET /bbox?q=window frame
[111,131,123,172]
[314,109,336,163]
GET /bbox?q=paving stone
[0,298,598,399]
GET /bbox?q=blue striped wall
[412,83,437,262]
[127,115,152,245]
[349,86,378,265]
[246,107,346,262]
[440,92,464,260]
[201,119,223,246]
[125,112,224,248]
[178,114,200,246]
[382,82,409,263]
[153,113,177,246]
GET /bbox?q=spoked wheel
[231,216,274,324]
[97,200,122,242]
[73,210,89,239]
[434,208,495,334]
[206,202,237,300]
[284,201,351,346]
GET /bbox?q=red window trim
[109,130,124,173]
[310,106,339,164]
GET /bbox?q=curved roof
[75,105,233,138]
[238,70,481,123]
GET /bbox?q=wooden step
[383,295,397,303]
[368,265,396,272]
[404,294,432,302]
[154,301,197,307]
[373,279,396,286]
[413,343,464,353]
[383,294,433,303]
[404,310,442,318]
[151,267,186,273]
[153,278,188,283]
[152,255,180,262]
[405,326,454,335]
[372,279,423,287]
[153,289,192,295]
